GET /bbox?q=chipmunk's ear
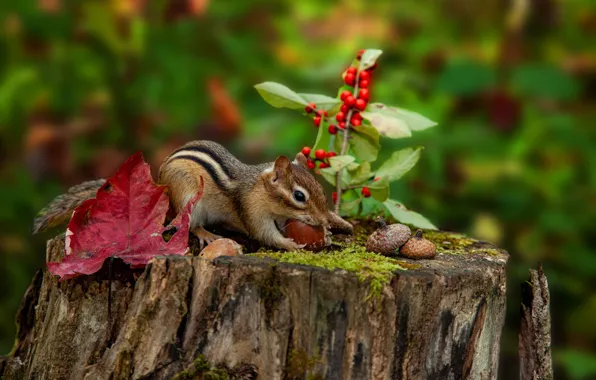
[293,152,308,169]
[272,156,292,183]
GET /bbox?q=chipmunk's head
[262,153,333,230]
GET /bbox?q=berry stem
[375,215,387,228]
[334,71,361,214]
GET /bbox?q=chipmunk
[34,140,353,251]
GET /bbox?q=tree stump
[0,229,508,380]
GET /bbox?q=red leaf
[47,152,202,280]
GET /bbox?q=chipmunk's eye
[293,190,306,202]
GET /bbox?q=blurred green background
[1,0,595,378]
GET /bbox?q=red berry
[341,104,349,113]
[345,73,355,86]
[307,160,316,169]
[319,162,330,169]
[328,125,337,135]
[338,122,346,129]
[359,80,369,88]
[361,187,371,198]
[302,147,311,156]
[327,152,337,158]
[344,95,356,107]
[336,112,345,122]
[319,110,328,117]
[359,88,369,101]
[351,112,362,126]
[347,67,357,75]
[313,116,321,127]
[315,149,326,160]
[305,102,317,113]
[332,192,338,203]
[355,98,367,111]
[374,176,381,181]
[357,49,365,60]
[340,90,351,101]
[359,71,370,81]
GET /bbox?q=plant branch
[334,78,360,213]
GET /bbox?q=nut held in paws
[284,219,326,252]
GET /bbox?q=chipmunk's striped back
[161,141,247,192]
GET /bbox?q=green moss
[255,243,407,299]
[285,349,324,380]
[171,354,229,380]
[423,230,476,255]
[423,230,502,256]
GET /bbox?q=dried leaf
[47,152,201,280]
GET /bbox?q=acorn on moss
[400,229,436,259]
[366,216,411,256]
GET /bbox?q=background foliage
[0,1,595,378]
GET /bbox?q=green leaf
[254,82,307,109]
[340,196,361,215]
[384,200,437,229]
[319,168,337,186]
[376,147,422,182]
[299,93,342,113]
[349,162,372,185]
[436,61,496,96]
[312,121,331,152]
[334,134,343,154]
[361,103,437,138]
[320,167,351,187]
[512,63,580,101]
[368,177,389,202]
[350,124,380,161]
[328,155,355,172]
[358,49,383,70]
[346,162,360,171]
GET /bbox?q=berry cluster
[300,50,378,205]
[305,103,328,128]
[304,50,375,136]
[301,146,336,170]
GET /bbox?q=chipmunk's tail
[33,179,106,234]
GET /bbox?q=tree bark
[519,265,553,380]
[1,233,508,380]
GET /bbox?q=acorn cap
[366,217,411,256]
[200,238,244,260]
[399,230,436,260]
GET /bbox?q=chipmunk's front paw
[192,226,222,251]
[278,237,305,251]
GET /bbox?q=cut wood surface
[1,230,508,380]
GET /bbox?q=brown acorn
[366,216,411,256]
[400,230,436,260]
